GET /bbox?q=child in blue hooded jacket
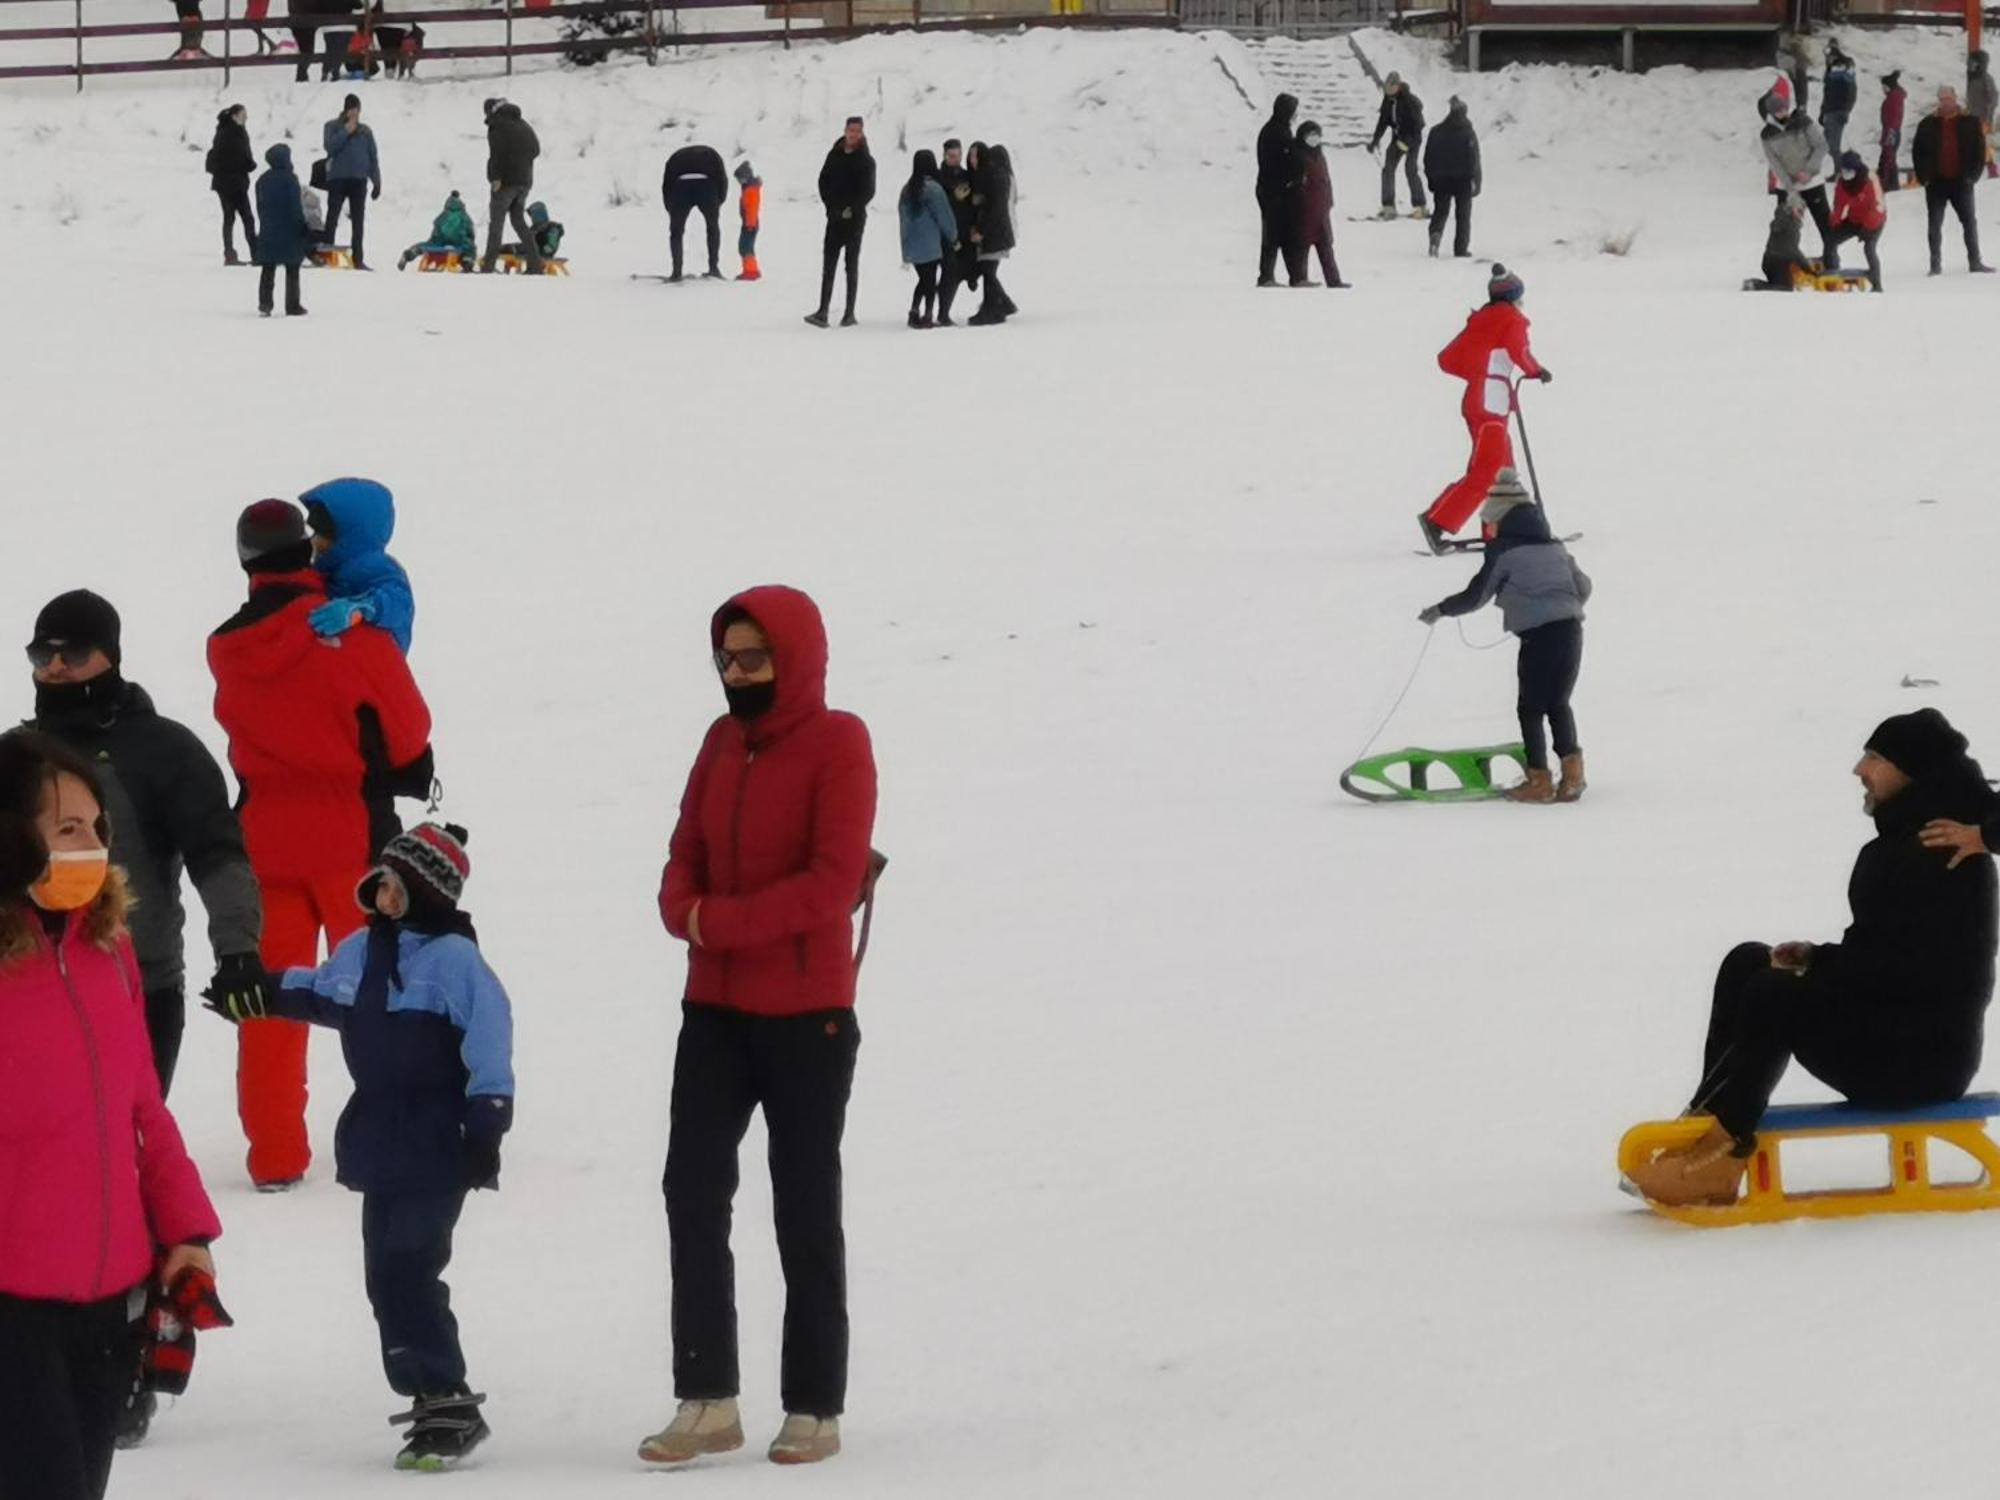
[300,476,416,652]
[206,822,514,1471]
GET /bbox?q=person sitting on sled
[1628,709,1998,1208]
[500,201,563,264]
[1419,264,1550,556]
[1749,197,1815,290]
[1418,471,1589,805]
[397,189,477,270]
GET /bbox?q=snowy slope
[4,24,2000,1499]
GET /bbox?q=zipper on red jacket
[52,935,115,1300]
[721,748,756,1005]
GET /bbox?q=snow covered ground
[5,20,2000,1497]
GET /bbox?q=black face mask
[725,681,777,722]
[34,670,123,725]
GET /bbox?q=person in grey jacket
[322,92,381,268]
[1420,481,1591,803]
[1968,49,1997,167]
[1761,94,1835,266]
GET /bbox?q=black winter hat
[1883,69,1902,89]
[236,499,312,574]
[31,590,122,667]
[343,92,362,112]
[1867,708,1970,780]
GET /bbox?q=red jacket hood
[208,569,330,684]
[712,585,829,742]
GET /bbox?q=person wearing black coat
[1368,73,1426,217]
[1632,710,1999,1207]
[480,98,543,275]
[254,143,308,317]
[206,104,258,266]
[661,144,729,281]
[1422,96,1480,258]
[968,142,1018,326]
[290,0,360,82]
[806,116,876,329]
[1912,87,1994,275]
[25,590,264,1098]
[937,138,980,325]
[1255,92,1298,286]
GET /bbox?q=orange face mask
[30,849,110,912]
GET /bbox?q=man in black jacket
[1912,85,1994,276]
[806,117,875,329]
[480,98,543,275]
[1254,93,1298,287]
[1630,710,1999,1207]
[938,138,980,323]
[1368,72,1426,219]
[1423,96,1480,258]
[24,590,264,1095]
[661,143,729,281]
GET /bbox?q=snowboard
[1339,742,1529,803]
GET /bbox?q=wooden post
[1972,0,1982,58]
[913,0,921,29]
[224,0,233,85]
[505,0,514,75]
[646,0,658,63]
[784,0,792,47]
[74,0,83,91]
[1621,26,1633,71]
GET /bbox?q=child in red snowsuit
[1420,264,1549,553]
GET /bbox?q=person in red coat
[1420,263,1551,554]
[1829,150,1887,291]
[1879,70,1906,192]
[208,499,434,1190]
[641,585,876,1472]
[0,728,222,1500]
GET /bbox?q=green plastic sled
[1338,743,1529,803]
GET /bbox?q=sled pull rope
[1350,622,1437,768]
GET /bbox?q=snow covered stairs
[1620,1093,2000,1228]
[1245,37,1377,148]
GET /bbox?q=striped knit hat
[1487,263,1525,304]
[365,822,471,911]
[1480,468,1533,522]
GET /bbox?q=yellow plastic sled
[1619,1093,2000,1227]
[495,254,568,276]
[309,247,356,270]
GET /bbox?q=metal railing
[1176,0,1422,34]
[0,0,1178,89]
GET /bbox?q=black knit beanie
[31,590,122,667]
[236,499,313,575]
[1866,708,1969,780]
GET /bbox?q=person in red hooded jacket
[641,585,876,1472]
[1419,262,1550,554]
[208,499,433,1190]
[0,728,222,1500]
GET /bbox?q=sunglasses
[26,643,99,670]
[713,648,771,675]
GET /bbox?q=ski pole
[1510,381,1553,529]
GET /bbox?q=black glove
[203,953,270,1023]
[1418,606,1442,626]
[1536,369,1554,384]
[462,1096,513,1191]
[371,183,381,201]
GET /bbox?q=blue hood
[265,143,293,170]
[301,477,395,570]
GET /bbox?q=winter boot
[1427,233,1441,258]
[767,1414,841,1466]
[1416,511,1450,556]
[803,310,830,328]
[1377,204,1398,221]
[638,1398,745,1465]
[225,249,244,267]
[1625,1123,1746,1208]
[391,1391,490,1472]
[1556,753,1587,803]
[1505,769,1556,804]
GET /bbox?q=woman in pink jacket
[0,728,223,1500]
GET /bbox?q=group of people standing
[1255,93,1349,289]
[5,479,878,1489]
[897,139,1018,328]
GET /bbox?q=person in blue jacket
[897,149,959,329]
[206,822,513,1472]
[322,92,382,269]
[253,143,308,317]
[299,476,415,653]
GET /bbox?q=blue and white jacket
[273,917,514,1193]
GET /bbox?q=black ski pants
[1828,224,1883,290]
[1925,180,1982,269]
[1380,140,1425,211]
[145,983,185,1097]
[1429,180,1474,256]
[0,1289,145,1500]
[667,179,722,277]
[664,1002,860,1418]
[818,216,864,318]
[362,1189,469,1399]
[910,259,941,320]
[1690,943,1980,1143]
[215,184,256,259]
[1257,189,1291,282]
[325,178,368,265]
[258,259,304,315]
[1514,617,1581,772]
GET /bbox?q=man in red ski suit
[208,500,434,1188]
[1420,262,1550,554]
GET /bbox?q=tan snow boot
[1556,753,1587,803]
[637,1398,744,1465]
[1626,1123,1746,1208]
[767,1413,841,1466]
[1505,768,1556,804]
